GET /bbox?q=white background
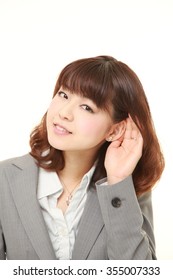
[0,0,172,259]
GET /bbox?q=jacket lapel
[6,154,56,260]
[72,186,104,259]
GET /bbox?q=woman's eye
[58,91,68,99]
[81,105,94,113]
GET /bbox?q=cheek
[46,101,58,124]
[47,100,56,116]
[81,121,95,133]
[46,110,52,130]
[78,118,110,139]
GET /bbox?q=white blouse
[37,166,95,259]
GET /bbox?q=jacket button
[111,197,121,208]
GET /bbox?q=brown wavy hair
[30,55,165,195]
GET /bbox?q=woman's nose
[58,102,74,121]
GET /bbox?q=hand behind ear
[104,117,143,185]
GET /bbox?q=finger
[110,139,122,148]
[128,115,141,140]
[124,118,132,140]
[130,118,140,140]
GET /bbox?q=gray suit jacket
[0,154,156,260]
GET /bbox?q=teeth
[55,125,70,133]
[57,126,67,132]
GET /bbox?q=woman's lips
[53,123,72,135]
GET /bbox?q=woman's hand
[104,116,143,185]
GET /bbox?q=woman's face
[46,88,114,154]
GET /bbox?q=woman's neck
[58,150,97,186]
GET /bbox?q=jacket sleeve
[96,175,156,260]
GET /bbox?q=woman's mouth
[53,123,72,135]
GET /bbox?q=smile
[53,123,72,135]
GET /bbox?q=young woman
[0,55,164,260]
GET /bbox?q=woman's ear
[106,120,126,142]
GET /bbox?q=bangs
[54,58,114,111]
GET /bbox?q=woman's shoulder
[0,153,36,170]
